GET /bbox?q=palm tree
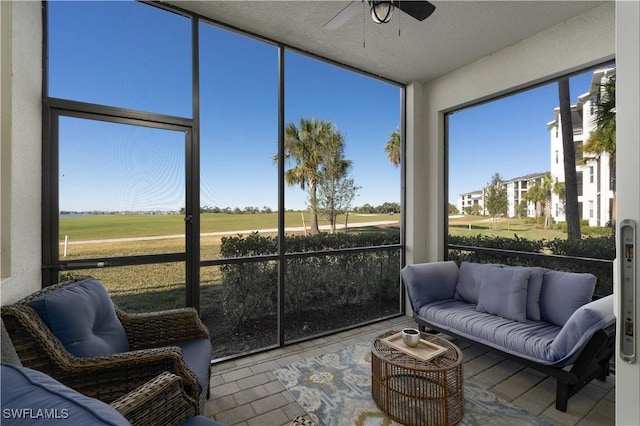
[280,118,340,234]
[384,130,401,166]
[558,78,581,240]
[582,75,616,228]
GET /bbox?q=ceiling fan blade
[394,0,436,21]
[324,1,363,30]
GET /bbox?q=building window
[589,166,594,183]
[555,150,559,164]
[589,200,594,218]
[555,125,558,138]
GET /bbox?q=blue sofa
[401,261,616,412]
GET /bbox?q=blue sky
[448,71,596,205]
[50,0,603,212]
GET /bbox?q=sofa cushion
[503,266,546,321]
[476,266,530,322]
[173,339,212,394]
[454,262,501,304]
[1,363,130,425]
[402,261,459,310]
[416,301,565,365]
[28,279,130,358]
[540,270,596,327]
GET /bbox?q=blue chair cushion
[1,363,130,425]
[173,339,212,394]
[181,416,226,426]
[28,279,130,357]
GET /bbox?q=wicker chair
[1,277,212,411]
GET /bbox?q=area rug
[274,342,551,426]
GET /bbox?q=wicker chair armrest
[111,371,198,426]
[61,347,201,403]
[116,307,211,349]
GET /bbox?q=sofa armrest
[550,295,616,363]
[111,371,198,426]
[401,261,459,312]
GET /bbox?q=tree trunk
[558,78,581,240]
[309,181,320,234]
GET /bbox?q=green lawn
[59,211,398,242]
[448,215,569,240]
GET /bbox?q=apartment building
[548,67,616,226]
[457,67,615,226]
[505,172,546,218]
[457,190,485,215]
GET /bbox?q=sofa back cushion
[476,266,530,322]
[1,363,130,425]
[28,279,130,358]
[454,262,500,304]
[539,270,596,327]
[503,266,546,321]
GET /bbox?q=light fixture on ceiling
[370,1,394,24]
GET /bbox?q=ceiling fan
[324,1,436,30]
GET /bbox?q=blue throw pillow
[28,279,130,358]
[503,266,546,321]
[476,266,530,322]
[454,262,501,304]
[540,270,596,327]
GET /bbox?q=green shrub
[447,233,614,297]
[220,231,401,328]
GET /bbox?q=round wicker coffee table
[371,330,464,426]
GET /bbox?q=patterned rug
[274,342,551,426]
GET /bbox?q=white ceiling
[166,1,607,84]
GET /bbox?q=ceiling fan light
[371,1,394,24]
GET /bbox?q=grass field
[447,215,569,240]
[59,211,397,241]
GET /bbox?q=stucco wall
[0,1,42,304]
[404,2,615,267]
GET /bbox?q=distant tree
[448,203,460,215]
[356,203,375,214]
[514,200,528,218]
[484,173,507,229]
[582,75,616,229]
[379,202,400,214]
[316,131,358,233]
[384,129,401,166]
[558,78,581,240]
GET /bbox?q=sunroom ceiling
[165,1,607,84]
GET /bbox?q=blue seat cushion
[416,300,567,365]
[28,279,130,358]
[1,363,129,425]
[173,339,212,394]
[181,416,226,426]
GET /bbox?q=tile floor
[202,316,615,426]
